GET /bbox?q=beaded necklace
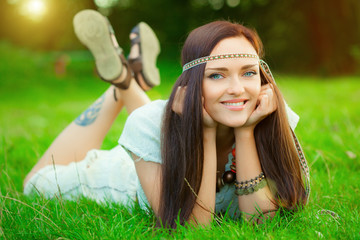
[216,147,236,192]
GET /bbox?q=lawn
[0,41,359,239]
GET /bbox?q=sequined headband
[182,53,274,81]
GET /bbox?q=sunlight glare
[20,0,47,21]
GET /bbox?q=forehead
[206,37,259,68]
[211,36,257,55]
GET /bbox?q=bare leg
[24,74,150,186]
[24,11,160,187]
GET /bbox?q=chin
[217,118,248,128]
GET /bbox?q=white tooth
[223,102,244,106]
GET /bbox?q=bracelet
[234,172,267,196]
[235,172,265,189]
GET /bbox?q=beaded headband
[182,53,259,72]
[182,53,276,83]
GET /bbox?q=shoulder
[131,99,168,115]
[118,100,168,164]
[128,99,168,123]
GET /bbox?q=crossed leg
[23,75,150,186]
[24,9,161,187]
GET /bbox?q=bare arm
[134,157,162,214]
[234,83,278,219]
[189,127,217,225]
[234,129,276,218]
[133,128,218,226]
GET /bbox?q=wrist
[203,127,216,141]
[234,127,254,139]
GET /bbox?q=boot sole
[73,10,122,81]
[138,22,161,87]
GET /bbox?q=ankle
[135,74,152,91]
[111,67,129,84]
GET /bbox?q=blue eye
[244,71,256,77]
[209,73,223,80]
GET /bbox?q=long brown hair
[159,21,307,228]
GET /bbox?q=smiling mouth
[221,99,248,110]
[222,101,246,106]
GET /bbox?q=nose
[226,76,244,96]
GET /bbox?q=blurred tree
[0,0,359,75]
[297,0,360,75]
[105,0,360,75]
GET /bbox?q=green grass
[1,41,360,239]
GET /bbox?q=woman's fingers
[202,97,218,128]
[246,84,277,127]
[266,85,277,113]
[258,94,269,111]
[258,84,277,113]
[172,86,186,115]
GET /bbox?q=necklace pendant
[217,146,237,192]
[223,170,236,184]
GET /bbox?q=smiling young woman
[161,21,309,227]
[24,9,310,229]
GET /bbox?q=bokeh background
[1,0,359,75]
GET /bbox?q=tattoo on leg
[113,88,118,102]
[74,94,105,126]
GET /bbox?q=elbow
[189,203,214,226]
[189,212,213,226]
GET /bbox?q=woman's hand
[241,84,277,130]
[172,86,217,129]
[202,97,218,129]
[172,86,186,115]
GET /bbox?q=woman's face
[202,36,261,128]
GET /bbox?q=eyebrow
[205,64,259,72]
